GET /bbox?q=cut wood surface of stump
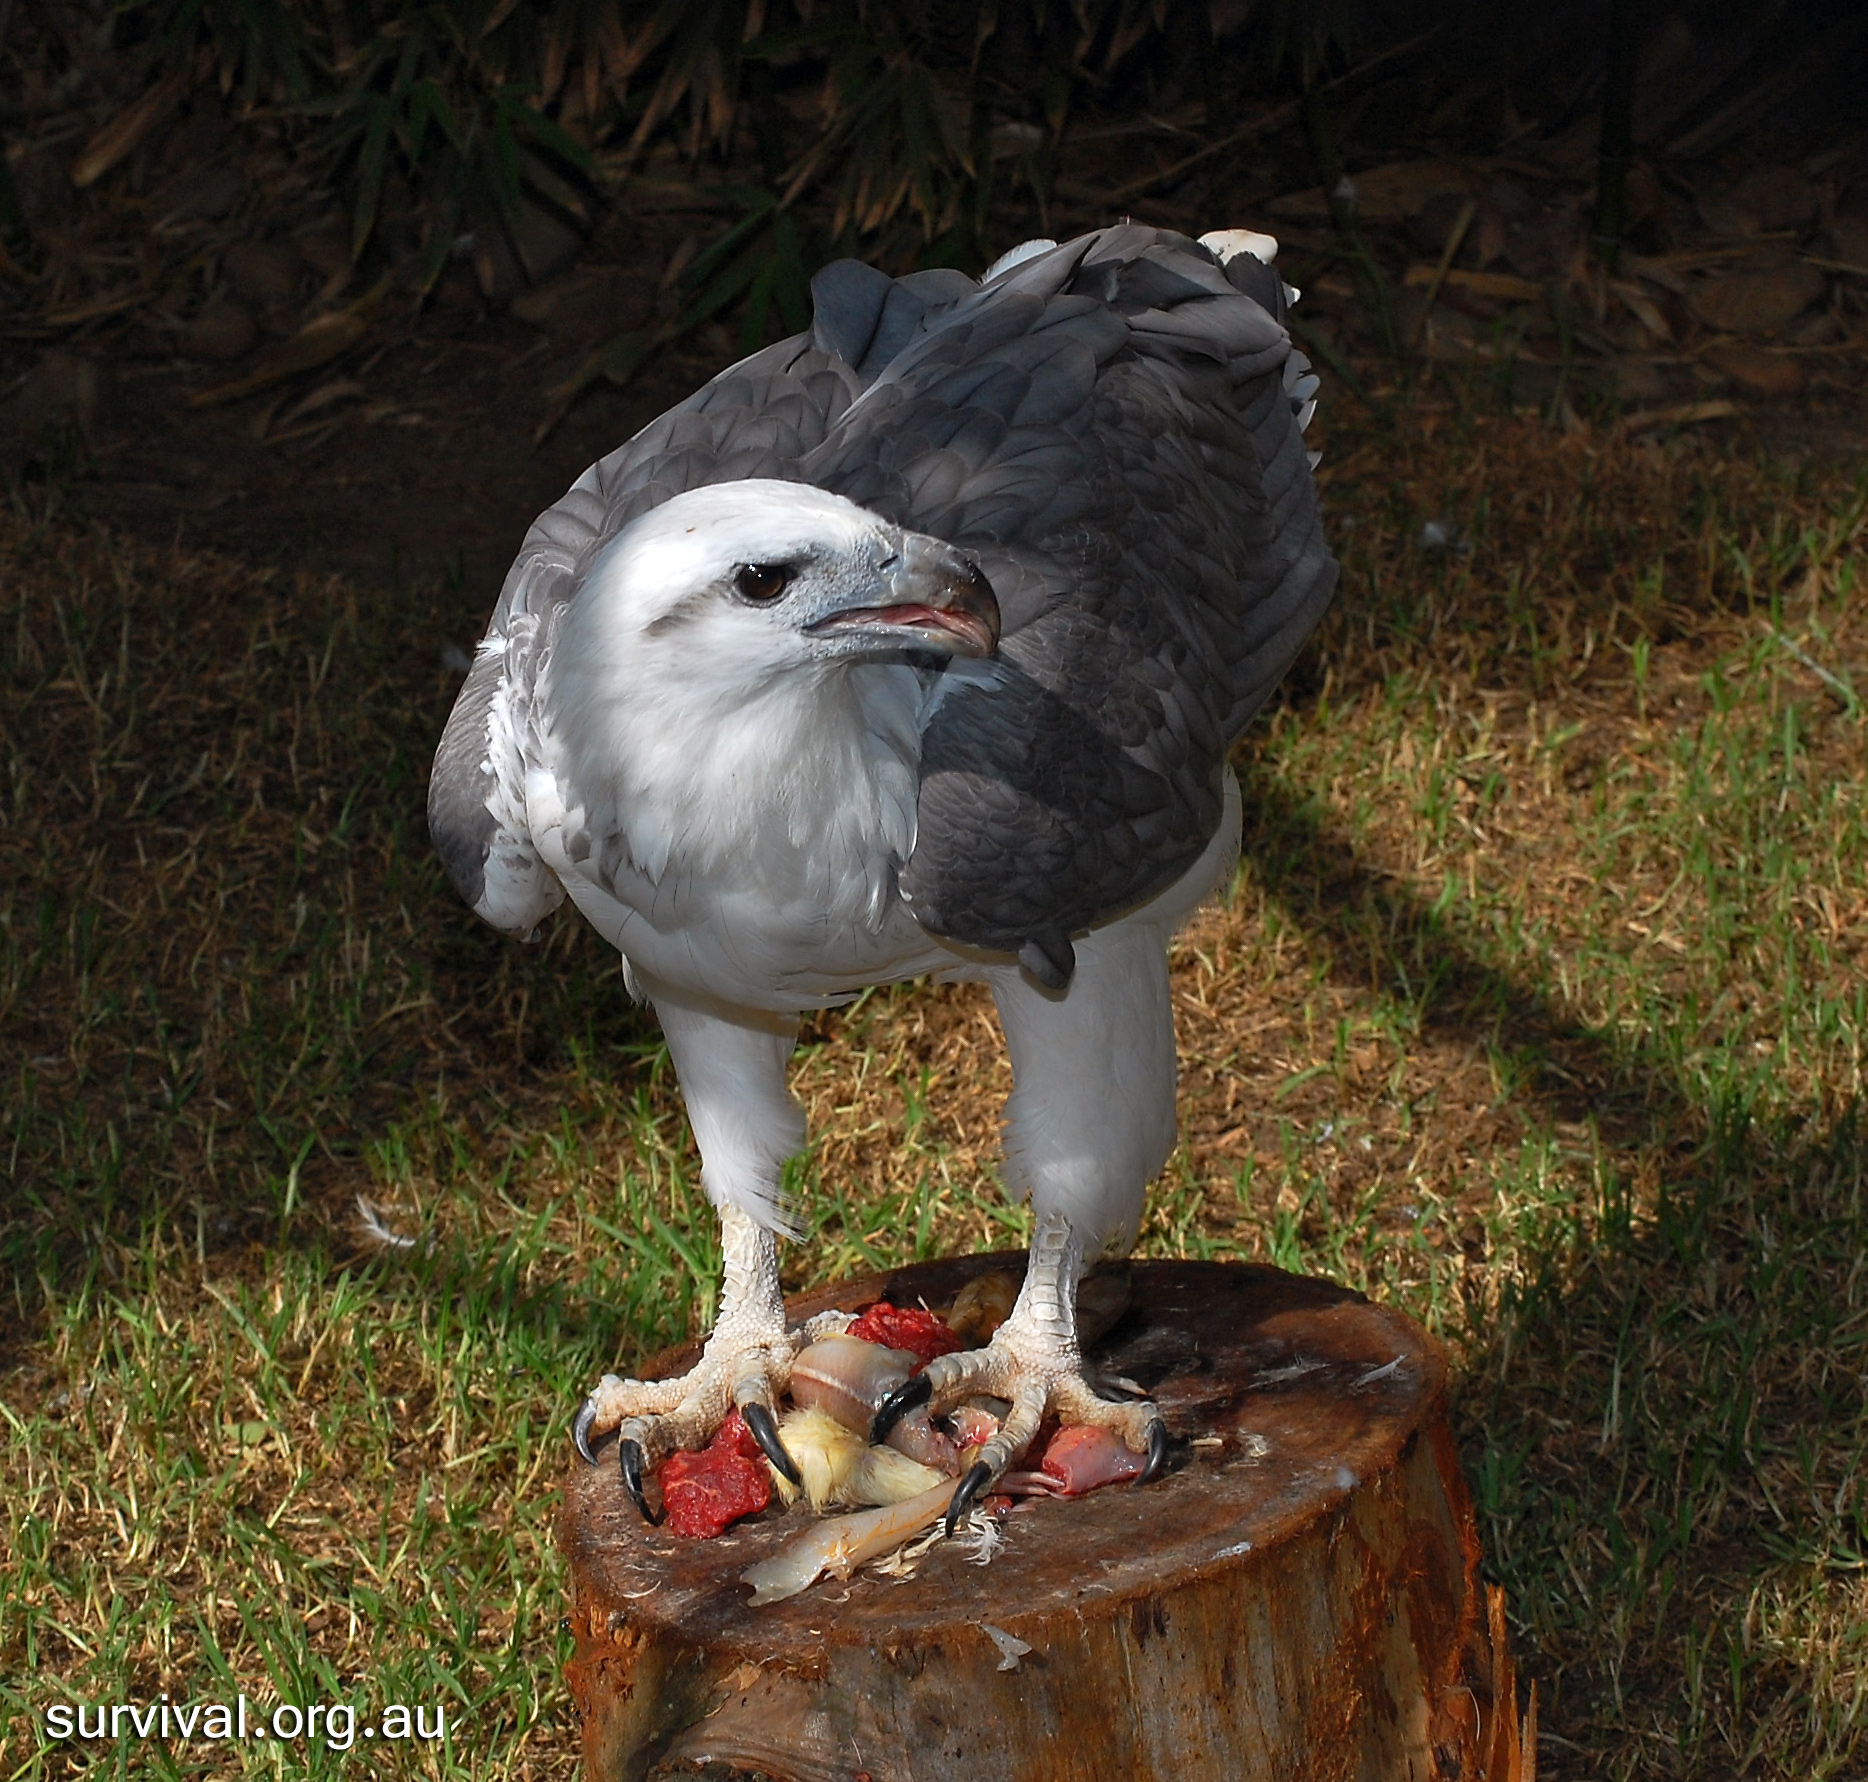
[559,1257,1532,1782]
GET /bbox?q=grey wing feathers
[808,225,1338,975]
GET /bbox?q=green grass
[2,415,1866,1778]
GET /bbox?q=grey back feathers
[430,225,1338,981]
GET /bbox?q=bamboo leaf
[352,98,393,257]
[414,188,464,295]
[512,145,589,220]
[506,94,595,174]
[481,0,521,37]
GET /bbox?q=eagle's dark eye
[734,562,794,604]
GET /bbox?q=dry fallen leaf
[1609,280,1672,342]
[69,77,186,189]
[41,288,150,328]
[275,378,366,429]
[1701,344,1805,396]
[1269,159,1474,222]
[182,298,259,363]
[1688,260,1826,333]
[1403,266,1544,304]
[188,312,370,407]
[1617,398,1740,434]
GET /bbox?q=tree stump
[559,1256,1532,1782]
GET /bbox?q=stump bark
[559,1256,1532,1782]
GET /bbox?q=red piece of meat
[845,1303,964,1367]
[659,1409,772,1538]
[1039,1424,1148,1496]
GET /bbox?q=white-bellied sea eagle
[429,223,1338,1529]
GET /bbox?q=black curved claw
[1138,1417,1170,1486]
[618,1438,664,1526]
[572,1398,601,1466]
[944,1460,993,1538]
[870,1372,932,1446]
[741,1400,803,1488]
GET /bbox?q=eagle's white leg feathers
[572,990,818,1511]
[989,916,1182,1256]
[990,769,1237,1252]
[651,988,805,1235]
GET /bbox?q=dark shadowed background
[3,0,1864,598]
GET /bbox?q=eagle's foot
[875,1305,1167,1535]
[571,1208,835,1521]
[573,1336,808,1521]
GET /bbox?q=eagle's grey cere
[430,223,1338,1527]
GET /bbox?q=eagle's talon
[945,1460,994,1537]
[619,1438,663,1525]
[742,1399,803,1487]
[870,1372,932,1446]
[573,1397,602,1466]
[1139,1417,1170,1485]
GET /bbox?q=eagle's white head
[536,480,999,896]
[557,480,998,702]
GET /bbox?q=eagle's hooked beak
[805,535,1001,660]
